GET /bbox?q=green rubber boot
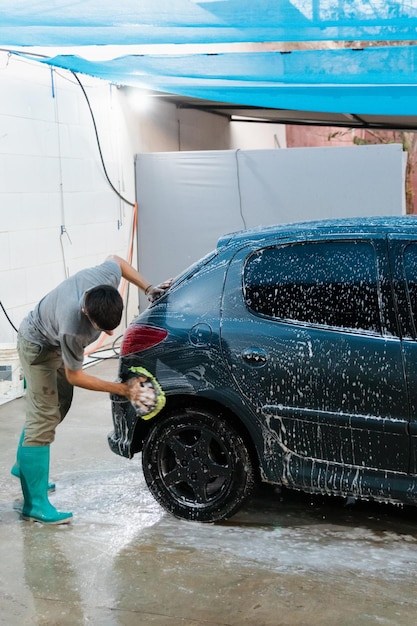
[11,430,56,492]
[19,445,72,525]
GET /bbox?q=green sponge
[128,366,166,420]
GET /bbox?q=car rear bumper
[108,395,139,459]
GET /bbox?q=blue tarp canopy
[1,1,417,120]
[28,46,417,117]
[1,1,417,45]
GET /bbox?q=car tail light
[120,324,168,356]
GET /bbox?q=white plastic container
[0,343,24,405]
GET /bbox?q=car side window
[244,240,381,333]
[403,242,417,336]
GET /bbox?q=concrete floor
[2,359,417,626]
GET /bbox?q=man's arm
[107,254,172,301]
[107,254,151,292]
[65,367,127,395]
[65,367,153,410]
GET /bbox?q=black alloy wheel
[142,407,255,522]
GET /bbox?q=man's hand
[125,376,157,413]
[146,279,173,302]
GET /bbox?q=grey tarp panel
[136,144,405,309]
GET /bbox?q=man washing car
[11,254,170,525]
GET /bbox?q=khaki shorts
[17,332,73,446]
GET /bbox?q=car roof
[217,215,417,249]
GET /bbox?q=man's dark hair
[84,285,123,331]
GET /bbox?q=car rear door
[388,236,417,474]
[220,234,410,473]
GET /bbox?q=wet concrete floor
[1,359,417,625]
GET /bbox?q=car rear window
[243,240,381,333]
[166,250,218,291]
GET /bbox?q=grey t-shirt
[19,259,122,371]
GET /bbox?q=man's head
[83,285,123,334]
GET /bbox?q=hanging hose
[0,300,18,333]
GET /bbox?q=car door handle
[241,347,268,366]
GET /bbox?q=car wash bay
[1,360,417,626]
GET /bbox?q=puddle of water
[4,459,417,582]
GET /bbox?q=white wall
[117,87,231,152]
[0,53,287,345]
[230,120,286,150]
[0,54,134,344]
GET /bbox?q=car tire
[142,407,255,522]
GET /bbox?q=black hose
[0,300,18,333]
